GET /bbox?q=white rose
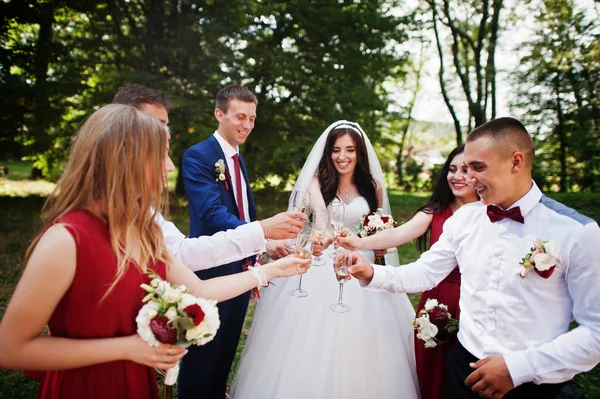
[165,306,178,320]
[136,302,161,347]
[178,293,198,311]
[424,298,439,311]
[164,287,182,303]
[424,339,438,348]
[532,253,556,271]
[415,316,439,342]
[373,218,384,229]
[543,241,559,258]
[219,173,226,181]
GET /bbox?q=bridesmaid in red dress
[338,144,478,399]
[0,104,307,399]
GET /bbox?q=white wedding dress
[231,197,420,399]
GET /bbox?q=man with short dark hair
[348,117,600,398]
[180,85,278,399]
[112,84,305,272]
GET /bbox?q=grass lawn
[0,174,599,398]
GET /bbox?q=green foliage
[513,0,600,192]
[1,0,411,191]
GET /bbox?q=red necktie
[486,205,524,224]
[232,154,246,222]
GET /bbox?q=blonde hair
[25,104,172,295]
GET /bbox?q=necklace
[338,186,351,200]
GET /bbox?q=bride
[231,121,420,399]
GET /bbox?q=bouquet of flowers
[356,208,396,265]
[412,299,458,348]
[136,273,220,386]
[519,239,559,278]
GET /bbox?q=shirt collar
[213,131,238,159]
[505,180,541,218]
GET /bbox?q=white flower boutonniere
[519,239,560,279]
[214,159,230,190]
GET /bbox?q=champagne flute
[311,210,329,267]
[290,190,310,216]
[328,199,345,258]
[329,251,351,313]
[288,223,314,298]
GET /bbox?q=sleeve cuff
[243,221,267,254]
[359,265,388,289]
[503,350,535,388]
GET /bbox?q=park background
[1,0,599,397]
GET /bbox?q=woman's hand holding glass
[329,251,352,313]
[288,222,315,297]
[263,252,311,279]
[335,228,363,251]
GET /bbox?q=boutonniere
[214,159,230,190]
[519,239,560,279]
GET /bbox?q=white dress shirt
[156,212,265,271]
[365,182,600,387]
[214,131,251,222]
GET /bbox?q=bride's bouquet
[136,273,220,386]
[412,299,458,348]
[356,208,396,265]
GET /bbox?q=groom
[348,117,600,398]
[179,85,262,399]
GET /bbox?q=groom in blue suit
[179,85,260,399]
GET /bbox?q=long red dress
[36,210,165,399]
[414,206,460,399]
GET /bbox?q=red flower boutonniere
[215,159,230,190]
[519,239,560,279]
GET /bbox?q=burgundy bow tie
[486,205,524,224]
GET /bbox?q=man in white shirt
[347,117,600,398]
[112,84,305,271]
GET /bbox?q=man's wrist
[258,219,269,240]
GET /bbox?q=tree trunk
[554,75,567,193]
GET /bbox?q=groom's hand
[465,355,514,398]
[346,252,374,281]
[260,212,307,240]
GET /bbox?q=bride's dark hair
[317,127,378,212]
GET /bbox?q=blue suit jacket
[182,135,257,278]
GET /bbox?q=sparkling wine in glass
[328,199,345,258]
[290,190,310,216]
[330,251,351,313]
[288,225,314,298]
[311,210,329,267]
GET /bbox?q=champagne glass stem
[297,274,303,291]
[337,283,344,305]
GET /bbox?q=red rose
[184,304,206,326]
[429,307,450,329]
[150,316,178,344]
[381,216,389,223]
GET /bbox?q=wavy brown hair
[24,104,172,295]
[317,127,378,211]
[415,144,465,252]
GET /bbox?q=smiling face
[446,152,477,202]
[465,136,519,208]
[215,99,257,148]
[330,133,357,176]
